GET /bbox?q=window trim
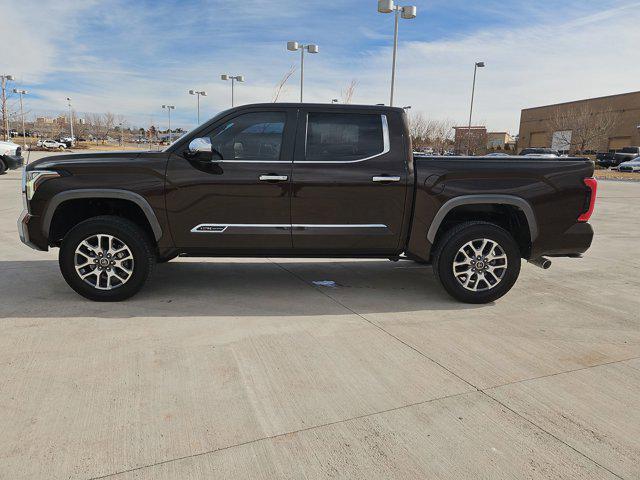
[298,113,390,164]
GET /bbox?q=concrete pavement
[0,161,638,479]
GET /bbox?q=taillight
[578,177,597,222]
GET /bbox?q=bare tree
[272,65,297,103]
[550,104,619,153]
[408,113,454,153]
[341,79,358,104]
[103,112,115,143]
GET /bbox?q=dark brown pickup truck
[18,103,596,303]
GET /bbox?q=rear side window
[305,113,387,162]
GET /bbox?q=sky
[2,0,640,133]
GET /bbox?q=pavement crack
[86,390,473,480]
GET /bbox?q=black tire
[433,221,521,304]
[0,159,6,175]
[59,215,156,301]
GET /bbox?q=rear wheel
[433,221,521,304]
[59,215,155,301]
[0,159,6,175]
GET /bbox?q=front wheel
[59,216,155,301]
[433,221,521,304]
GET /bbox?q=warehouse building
[518,91,640,153]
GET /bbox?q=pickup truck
[0,140,23,174]
[18,103,597,303]
[613,146,640,166]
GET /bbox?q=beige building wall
[518,91,640,152]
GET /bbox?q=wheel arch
[43,189,163,243]
[427,195,538,258]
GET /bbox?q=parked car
[519,148,560,158]
[0,140,23,174]
[36,139,66,150]
[618,158,640,172]
[19,103,597,304]
[485,152,510,157]
[595,152,616,168]
[613,146,640,166]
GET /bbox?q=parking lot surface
[1,157,639,479]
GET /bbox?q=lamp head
[401,5,417,19]
[236,75,245,82]
[220,74,229,81]
[189,89,195,95]
[307,44,319,54]
[378,0,394,13]
[287,41,300,51]
[476,61,486,68]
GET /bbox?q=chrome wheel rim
[452,238,507,292]
[74,234,134,290]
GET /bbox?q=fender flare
[426,194,538,244]
[42,189,163,241]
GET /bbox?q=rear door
[165,107,295,253]
[290,107,408,254]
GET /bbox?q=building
[518,91,640,153]
[453,126,487,155]
[487,131,515,151]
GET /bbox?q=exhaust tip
[528,257,552,270]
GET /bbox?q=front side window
[305,113,386,162]
[206,111,286,160]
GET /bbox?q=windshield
[620,147,639,153]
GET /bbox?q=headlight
[24,170,60,200]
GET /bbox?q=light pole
[66,97,75,146]
[12,88,28,148]
[466,61,485,155]
[220,75,244,107]
[1,74,14,141]
[377,1,416,107]
[162,105,175,143]
[287,42,319,102]
[118,122,124,146]
[188,89,207,124]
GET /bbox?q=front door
[165,108,295,254]
[291,108,409,255]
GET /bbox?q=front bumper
[18,208,47,251]
[3,154,24,170]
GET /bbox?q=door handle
[372,176,401,183]
[259,175,288,182]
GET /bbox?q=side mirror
[186,137,223,161]
[188,137,212,154]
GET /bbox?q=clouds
[1,0,639,132]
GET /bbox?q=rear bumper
[532,222,594,258]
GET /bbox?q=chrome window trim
[298,114,390,164]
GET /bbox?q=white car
[618,157,640,173]
[37,139,66,150]
[0,140,23,174]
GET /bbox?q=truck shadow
[0,259,486,318]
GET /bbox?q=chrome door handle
[372,176,401,183]
[259,175,288,182]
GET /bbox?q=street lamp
[220,75,244,107]
[287,41,319,102]
[66,97,75,146]
[12,88,28,147]
[466,61,485,155]
[188,89,207,124]
[1,74,15,141]
[161,105,175,143]
[377,1,416,107]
